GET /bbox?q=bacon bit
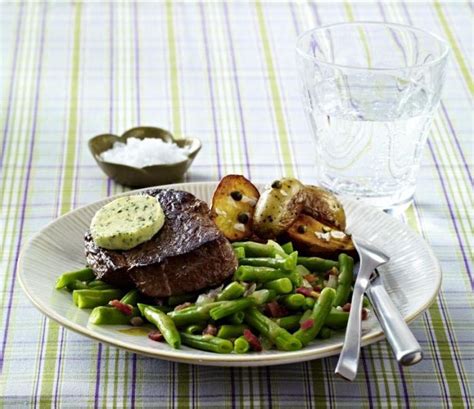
[243,329,262,352]
[202,324,217,336]
[300,319,315,330]
[361,308,369,321]
[296,287,313,297]
[342,303,351,312]
[264,301,289,318]
[108,300,133,316]
[313,285,322,293]
[174,302,193,311]
[148,330,164,342]
[304,274,317,283]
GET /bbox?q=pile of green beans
[56,240,356,353]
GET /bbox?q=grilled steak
[84,189,238,296]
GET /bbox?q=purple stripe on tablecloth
[0,2,47,371]
[53,327,65,409]
[129,4,140,405]
[422,313,450,406]
[397,364,410,408]
[230,368,236,409]
[106,2,114,195]
[133,1,141,125]
[265,367,273,409]
[32,317,48,407]
[437,295,470,406]
[223,2,251,178]
[378,2,408,64]
[440,102,473,186]
[199,3,221,179]
[0,3,24,171]
[360,349,374,409]
[94,343,102,409]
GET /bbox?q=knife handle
[366,284,423,366]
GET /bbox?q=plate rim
[17,181,442,366]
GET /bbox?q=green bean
[244,308,302,351]
[293,288,336,346]
[272,314,302,331]
[87,280,114,289]
[316,326,332,340]
[167,302,223,327]
[209,298,255,321]
[120,289,139,306]
[263,278,293,294]
[217,324,247,339]
[88,305,139,325]
[234,266,288,282]
[227,311,245,325]
[56,268,95,289]
[88,280,106,287]
[297,257,338,273]
[184,324,205,334]
[281,242,294,255]
[266,240,288,258]
[333,253,354,307]
[239,251,297,272]
[267,289,278,302]
[246,289,271,305]
[363,296,371,308]
[279,293,305,310]
[232,241,276,257]
[217,282,246,301]
[289,266,307,287]
[304,297,315,310]
[66,280,89,291]
[299,309,312,323]
[180,333,233,353]
[233,336,250,353]
[167,293,197,307]
[138,304,181,349]
[325,308,349,329]
[72,289,123,309]
[233,246,246,259]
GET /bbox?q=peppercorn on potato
[210,175,260,241]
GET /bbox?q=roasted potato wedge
[300,185,346,231]
[253,178,305,239]
[210,175,260,241]
[286,214,354,257]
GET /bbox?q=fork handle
[367,283,423,366]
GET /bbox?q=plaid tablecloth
[0,1,472,407]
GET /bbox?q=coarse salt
[100,137,191,168]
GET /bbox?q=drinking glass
[296,22,449,211]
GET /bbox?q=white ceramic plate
[18,182,441,366]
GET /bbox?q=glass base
[319,181,415,214]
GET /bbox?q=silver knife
[367,269,423,366]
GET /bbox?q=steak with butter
[84,189,238,297]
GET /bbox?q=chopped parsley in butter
[90,195,164,250]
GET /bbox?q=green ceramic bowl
[88,126,201,188]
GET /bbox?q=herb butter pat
[90,195,165,250]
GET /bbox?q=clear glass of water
[296,22,449,211]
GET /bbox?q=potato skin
[286,214,355,258]
[300,186,346,231]
[252,178,304,239]
[210,175,260,241]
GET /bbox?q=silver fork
[367,269,423,366]
[335,237,389,381]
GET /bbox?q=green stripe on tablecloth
[255,0,294,178]
[166,1,182,137]
[39,4,82,406]
[433,1,474,95]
